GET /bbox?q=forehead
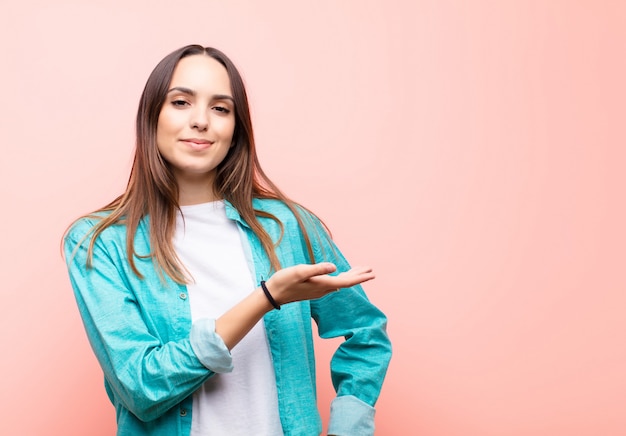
[169,55,231,93]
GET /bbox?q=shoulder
[252,198,322,229]
[252,198,294,217]
[64,211,127,247]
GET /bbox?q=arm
[217,262,375,349]
[64,221,222,422]
[303,215,392,435]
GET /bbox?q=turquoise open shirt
[64,199,392,436]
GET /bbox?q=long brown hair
[72,45,322,283]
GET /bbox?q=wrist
[260,280,281,310]
[255,286,275,313]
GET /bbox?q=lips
[180,138,213,151]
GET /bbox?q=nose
[190,107,209,131]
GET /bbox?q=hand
[265,262,375,306]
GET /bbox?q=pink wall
[1,1,624,434]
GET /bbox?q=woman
[64,45,391,436]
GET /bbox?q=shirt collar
[224,199,250,228]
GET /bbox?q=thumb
[300,262,337,278]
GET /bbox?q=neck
[175,172,220,206]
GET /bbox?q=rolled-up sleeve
[190,318,233,373]
[328,395,376,435]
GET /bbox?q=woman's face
[156,54,235,196]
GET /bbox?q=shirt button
[180,408,188,417]
[179,293,187,300]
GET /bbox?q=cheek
[218,117,236,142]
[156,118,176,154]
[157,108,183,137]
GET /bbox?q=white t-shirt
[173,201,283,435]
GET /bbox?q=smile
[180,138,213,151]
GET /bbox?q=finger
[309,270,375,289]
[344,266,374,275]
[336,267,375,281]
[295,262,337,280]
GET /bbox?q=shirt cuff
[327,395,376,436]
[190,318,233,373]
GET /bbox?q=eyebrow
[167,86,234,102]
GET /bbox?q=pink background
[1,1,625,435]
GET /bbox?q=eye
[171,99,189,108]
[213,106,231,114]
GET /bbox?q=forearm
[215,287,273,350]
